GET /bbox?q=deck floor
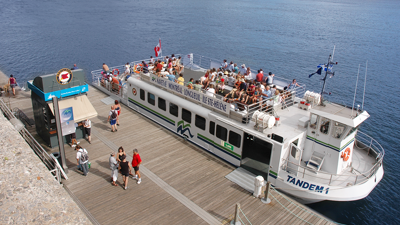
[0,76,334,225]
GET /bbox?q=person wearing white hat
[239,64,247,75]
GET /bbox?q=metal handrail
[282,131,383,186]
[0,98,68,182]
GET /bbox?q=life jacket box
[298,116,309,128]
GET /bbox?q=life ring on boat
[134,64,143,74]
[341,147,351,161]
[112,69,119,77]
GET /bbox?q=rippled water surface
[0,0,399,224]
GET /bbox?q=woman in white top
[206,84,216,97]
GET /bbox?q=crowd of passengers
[101,55,301,111]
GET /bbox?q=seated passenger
[251,86,261,103]
[141,61,149,74]
[149,56,155,64]
[187,78,194,89]
[265,72,275,86]
[206,84,216,97]
[227,73,236,86]
[222,59,228,70]
[239,64,247,75]
[287,79,300,90]
[166,73,176,82]
[177,73,184,85]
[103,63,110,73]
[259,86,272,102]
[233,63,239,74]
[228,61,234,71]
[193,80,202,91]
[216,78,225,94]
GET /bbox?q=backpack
[110,110,117,119]
[80,149,89,162]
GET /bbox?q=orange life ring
[134,64,143,74]
[112,69,119,76]
[341,147,351,161]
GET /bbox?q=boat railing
[282,131,384,187]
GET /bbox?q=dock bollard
[231,203,242,225]
[253,176,264,198]
[261,181,271,204]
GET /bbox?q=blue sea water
[0,0,399,224]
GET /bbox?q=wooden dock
[0,73,335,225]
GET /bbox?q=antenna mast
[351,64,360,118]
[320,46,337,103]
[362,60,368,110]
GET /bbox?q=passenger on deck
[141,61,149,74]
[174,56,183,73]
[149,56,155,64]
[260,86,272,102]
[216,78,225,94]
[222,59,228,70]
[240,64,247,75]
[167,59,173,74]
[164,56,169,63]
[227,73,235,87]
[228,61,234,71]
[103,63,110,73]
[166,73,176,82]
[251,86,261,103]
[287,79,300,90]
[233,63,239,74]
[171,54,176,60]
[177,73,184,85]
[256,69,264,82]
[187,78,194,89]
[206,84,216,97]
[246,81,256,97]
[193,80,202,91]
[266,72,275,86]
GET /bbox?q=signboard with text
[150,74,230,115]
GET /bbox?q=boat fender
[341,147,351,161]
[112,69,119,76]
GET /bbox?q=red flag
[154,39,162,57]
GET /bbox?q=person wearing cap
[239,64,247,75]
[109,152,118,186]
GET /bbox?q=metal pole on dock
[232,203,241,225]
[261,181,271,204]
[52,97,68,174]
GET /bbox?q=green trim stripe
[341,138,355,151]
[307,136,339,150]
[269,170,277,176]
[129,97,175,124]
[197,134,241,158]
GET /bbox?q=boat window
[195,115,206,130]
[291,145,300,160]
[169,103,178,117]
[319,118,330,135]
[182,108,192,123]
[158,98,166,111]
[229,131,241,148]
[148,92,155,105]
[346,125,359,138]
[309,114,318,129]
[332,122,347,139]
[216,125,227,141]
[209,121,215,135]
[140,89,145,101]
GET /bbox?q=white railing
[90,53,307,123]
[282,131,384,186]
[0,99,68,183]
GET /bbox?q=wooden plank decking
[0,73,334,225]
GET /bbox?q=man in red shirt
[131,149,142,184]
[256,69,264,82]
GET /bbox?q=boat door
[287,143,303,176]
[241,133,273,179]
[212,119,244,166]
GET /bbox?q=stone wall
[0,112,91,224]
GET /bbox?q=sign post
[52,96,68,174]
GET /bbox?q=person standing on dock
[83,118,92,144]
[120,155,131,190]
[8,75,17,96]
[75,145,89,176]
[108,105,118,132]
[109,152,118,186]
[131,149,142,184]
[114,100,121,126]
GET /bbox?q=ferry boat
[91,53,384,203]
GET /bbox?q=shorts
[10,84,17,88]
[85,128,91,136]
[70,133,76,139]
[121,172,130,177]
[110,119,117,125]
[117,110,120,116]
[133,166,139,172]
